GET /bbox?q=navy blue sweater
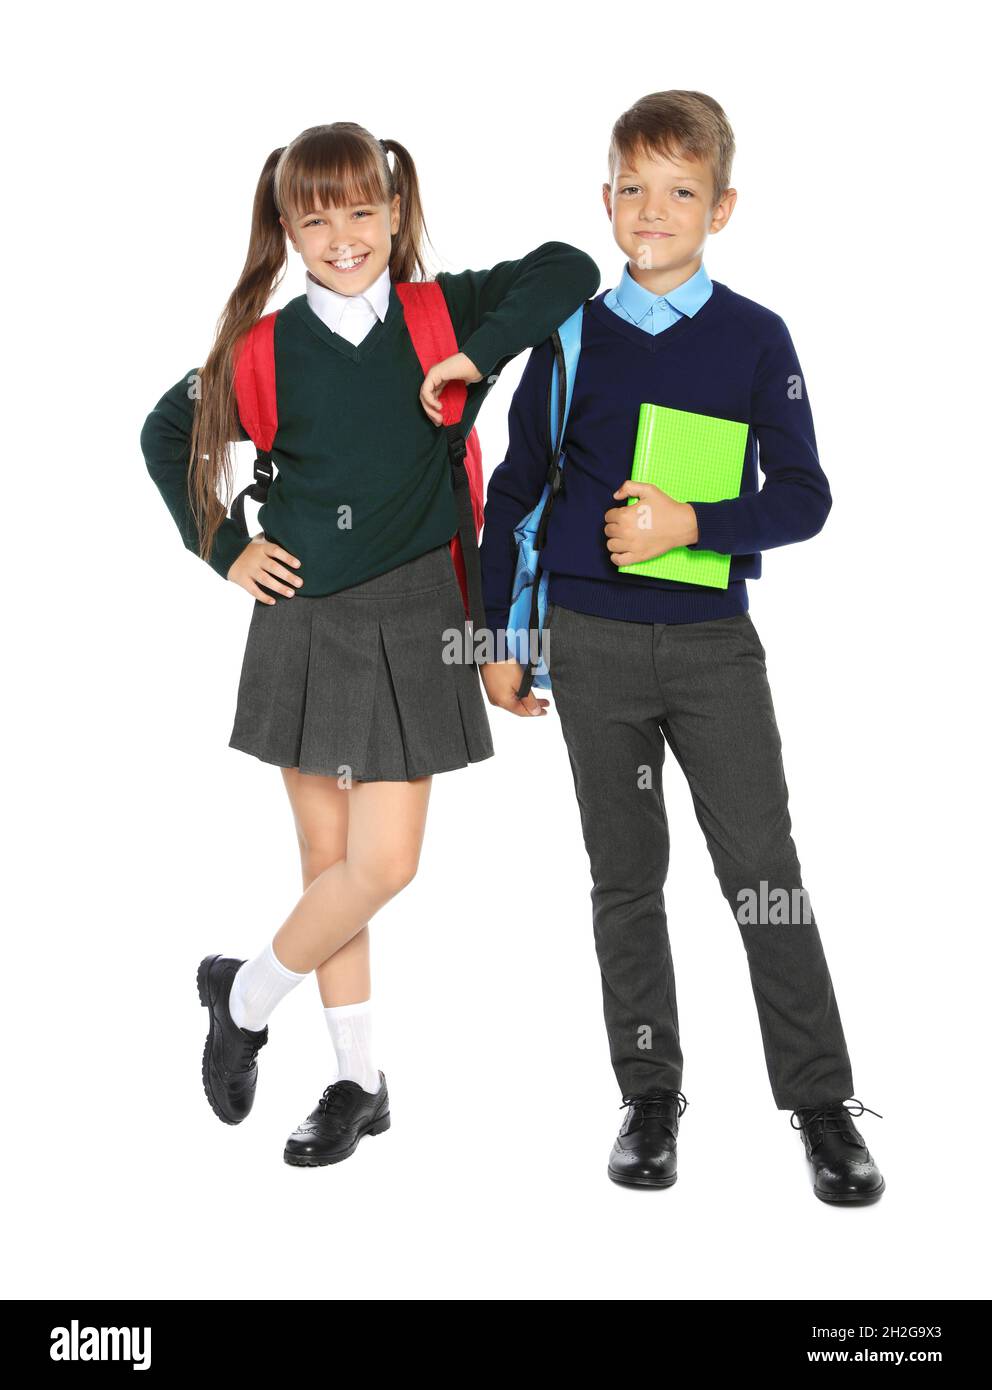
[480,280,832,631]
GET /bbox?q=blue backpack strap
[535,301,585,550]
[549,302,585,463]
[516,302,585,698]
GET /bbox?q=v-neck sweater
[480,279,833,629]
[140,242,600,595]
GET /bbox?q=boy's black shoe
[791,1099,885,1204]
[284,1072,391,1167]
[608,1090,688,1188]
[196,954,269,1125]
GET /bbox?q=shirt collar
[305,261,392,330]
[614,260,712,325]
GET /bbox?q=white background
[5,0,989,1302]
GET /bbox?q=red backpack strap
[395,280,484,531]
[396,282,486,637]
[230,312,279,536]
[395,282,466,423]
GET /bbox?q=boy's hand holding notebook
[613,403,749,589]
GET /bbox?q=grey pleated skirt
[228,543,494,782]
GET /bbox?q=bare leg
[280,768,370,1006]
[272,776,433,974]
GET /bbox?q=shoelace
[318,1083,353,1117]
[620,1090,689,1137]
[235,1028,268,1067]
[789,1098,882,1152]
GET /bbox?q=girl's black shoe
[284,1073,390,1167]
[196,954,269,1125]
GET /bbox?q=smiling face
[602,145,736,294]
[281,193,401,295]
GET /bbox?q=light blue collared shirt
[603,260,712,335]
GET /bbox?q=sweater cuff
[459,322,507,382]
[207,519,250,580]
[684,500,737,555]
[484,607,510,639]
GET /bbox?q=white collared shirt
[305,262,391,346]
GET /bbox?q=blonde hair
[607,90,735,207]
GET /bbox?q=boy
[479,90,884,1204]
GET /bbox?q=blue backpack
[506,303,586,696]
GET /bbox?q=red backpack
[229,281,486,630]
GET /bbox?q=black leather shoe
[791,1098,885,1204]
[284,1072,391,1167]
[608,1090,688,1188]
[196,954,269,1125]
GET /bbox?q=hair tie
[379,138,389,155]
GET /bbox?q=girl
[140,123,599,1168]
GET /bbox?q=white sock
[229,941,308,1032]
[324,1000,380,1094]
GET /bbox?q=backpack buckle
[446,431,467,468]
[253,454,273,485]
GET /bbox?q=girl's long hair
[189,123,431,566]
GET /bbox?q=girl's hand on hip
[228,535,303,603]
[481,660,549,716]
[419,352,482,426]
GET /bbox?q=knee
[591,858,668,907]
[716,850,797,894]
[708,825,798,900]
[350,850,421,906]
[715,856,810,924]
[300,843,345,881]
[384,854,420,898]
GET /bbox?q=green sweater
[140,242,600,595]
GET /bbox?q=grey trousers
[545,600,854,1109]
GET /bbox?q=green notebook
[618,403,749,589]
